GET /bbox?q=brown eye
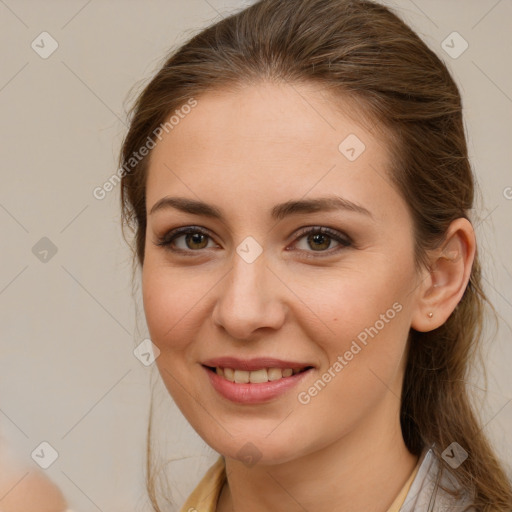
[155,226,217,253]
[307,233,332,251]
[292,226,352,256]
[185,232,209,250]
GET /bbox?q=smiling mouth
[204,366,313,383]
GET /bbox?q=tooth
[220,367,300,383]
[267,368,283,381]
[249,369,268,383]
[224,368,235,382]
[234,370,250,383]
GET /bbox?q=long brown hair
[119,0,512,510]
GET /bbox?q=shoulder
[180,455,226,512]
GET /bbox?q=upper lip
[202,357,314,371]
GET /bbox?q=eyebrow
[149,195,373,220]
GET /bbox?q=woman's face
[142,82,423,464]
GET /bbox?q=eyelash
[154,225,352,258]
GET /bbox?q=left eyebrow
[271,196,373,221]
[148,195,373,220]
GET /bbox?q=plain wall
[1,1,511,510]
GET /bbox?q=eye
[290,226,352,256]
[154,225,352,257]
[155,226,218,253]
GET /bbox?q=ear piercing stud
[428,312,434,318]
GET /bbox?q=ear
[411,218,476,332]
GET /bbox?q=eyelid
[154,225,352,256]
[154,225,220,253]
[290,225,352,243]
[286,225,353,256]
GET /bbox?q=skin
[142,81,475,512]
[0,449,68,512]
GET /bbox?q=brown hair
[119,0,512,510]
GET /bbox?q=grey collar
[399,444,475,511]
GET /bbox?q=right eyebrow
[149,197,223,218]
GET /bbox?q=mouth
[203,365,313,384]
[201,358,315,404]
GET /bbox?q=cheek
[293,264,408,336]
[141,262,209,406]
[290,274,411,436]
[142,261,202,351]
[289,263,413,391]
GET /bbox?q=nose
[211,253,287,340]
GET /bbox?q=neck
[217,393,419,512]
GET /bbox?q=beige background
[0,0,511,510]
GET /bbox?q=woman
[119,0,512,510]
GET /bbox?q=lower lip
[203,366,313,404]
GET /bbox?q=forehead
[145,81,401,220]
[150,81,385,160]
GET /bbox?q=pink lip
[202,365,313,404]
[202,356,312,371]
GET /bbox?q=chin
[199,429,309,467]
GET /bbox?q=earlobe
[411,218,476,332]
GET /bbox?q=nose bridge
[229,256,263,306]
[212,250,285,339]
